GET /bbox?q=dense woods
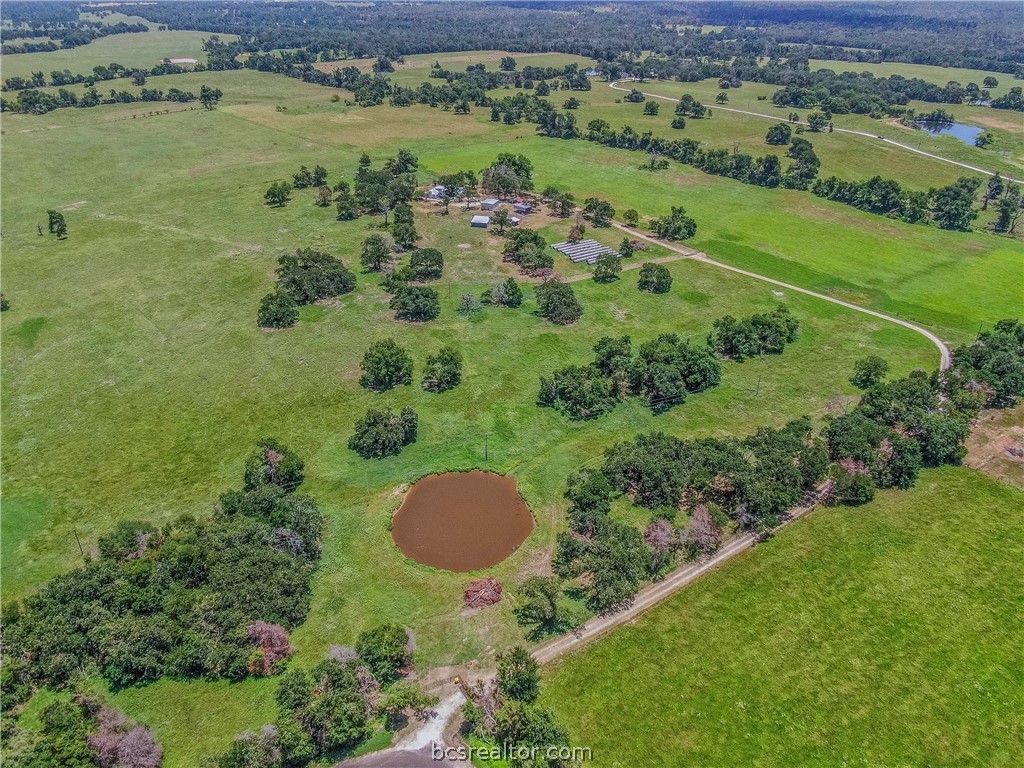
[40,2,1020,75]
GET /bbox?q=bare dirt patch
[966,114,1023,132]
[964,404,1024,487]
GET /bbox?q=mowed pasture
[0,29,235,80]
[542,467,1024,767]
[0,62,1019,764]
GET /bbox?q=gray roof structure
[551,239,620,264]
[470,215,491,227]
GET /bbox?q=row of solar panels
[551,239,621,264]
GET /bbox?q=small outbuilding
[471,215,491,228]
[513,203,533,215]
[481,198,501,211]
[509,216,522,227]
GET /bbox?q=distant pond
[918,120,984,146]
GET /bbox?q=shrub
[257,291,298,329]
[264,181,291,207]
[534,279,582,324]
[408,248,444,280]
[637,262,672,293]
[390,285,441,322]
[243,438,306,491]
[356,623,410,684]
[593,252,621,282]
[348,407,418,458]
[422,345,463,392]
[496,646,539,703]
[851,355,890,389]
[359,339,413,391]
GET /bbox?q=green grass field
[2,55,1021,765]
[0,29,236,80]
[542,467,1024,767]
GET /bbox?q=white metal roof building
[481,198,501,210]
[471,215,491,227]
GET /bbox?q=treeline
[1,439,323,700]
[0,20,148,54]
[64,2,1024,74]
[3,60,194,92]
[811,175,989,232]
[535,319,1024,615]
[2,84,222,115]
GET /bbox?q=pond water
[391,470,535,572]
[918,120,984,146]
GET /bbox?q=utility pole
[484,432,489,461]
[755,374,762,398]
[72,527,84,557]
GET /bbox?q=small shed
[481,198,501,211]
[510,216,522,227]
[471,215,491,228]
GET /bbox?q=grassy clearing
[0,30,235,80]
[1,64,1018,764]
[542,467,1024,767]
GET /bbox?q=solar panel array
[551,239,621,264]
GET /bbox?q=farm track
[608,80,1023,185]
[562,220,951,369]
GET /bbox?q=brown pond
[391,471,535,572]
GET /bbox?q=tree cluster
[3,694,163,768]
[708,306,801,361]
[206,624,434,768]
[1,440,323,696]
[539,331,724,420]
[348,407,419,459]
[258,249,356,329]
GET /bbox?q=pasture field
[618,76,1024,180]
[0,29,235,80]
[1,60,1020,764]
[542,466,1024,767]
